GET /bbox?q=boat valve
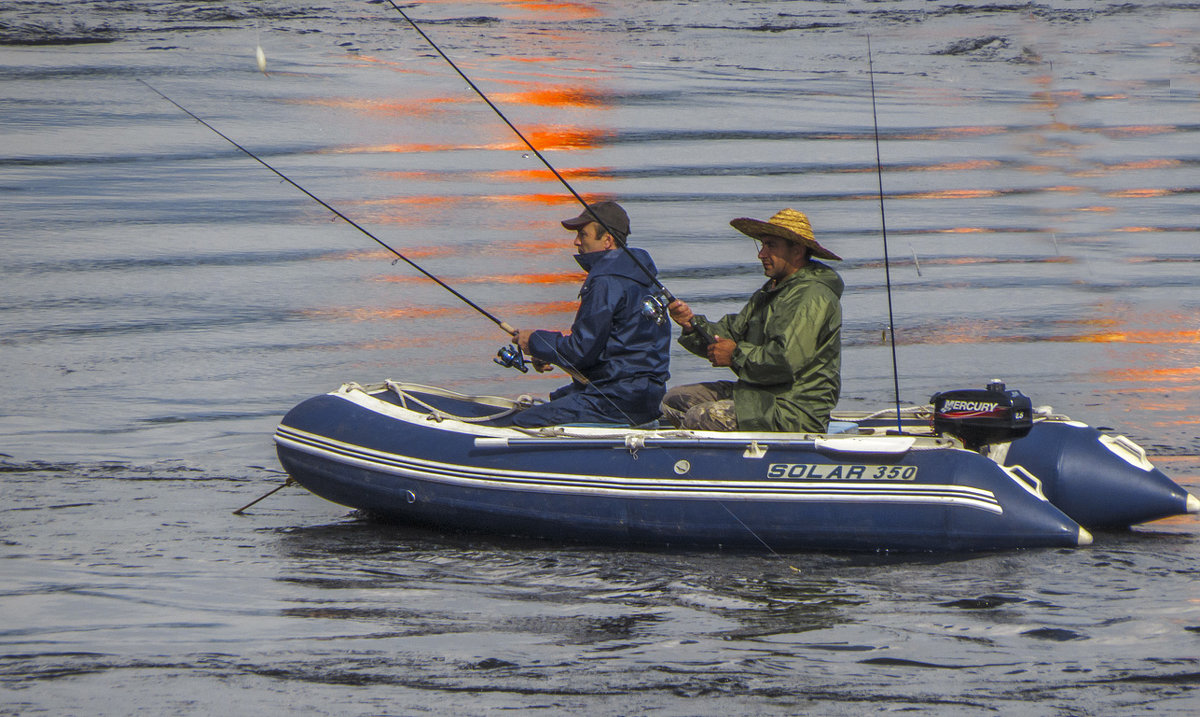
[641,292,668,325]
[494,344,529,373]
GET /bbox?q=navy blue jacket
[526,247,671,422]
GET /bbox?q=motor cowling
[931,380,1033,449]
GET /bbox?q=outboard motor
[931,380,1033,450]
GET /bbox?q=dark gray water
[2,1,1198,714]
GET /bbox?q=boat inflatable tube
[1005,421,1194,529]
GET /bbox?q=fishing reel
[494,344,529,373]
[641,292,669,326]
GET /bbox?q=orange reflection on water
[491,192,606,207]
[1029,89,1084,105]
[504,299,581,317]
[296,95,467,118]
[401,0,601,17]
[1106,189,1176,198]
[507,239,573,253]
[352,334,472,352]
[523,2,602,18]
[502,56,569,64]
[337,131,608,155]
[941,255,998,263]
[1116,226,1181,233]
[494,125,611,151]
[340,54,439,77]
[480,271,586,285]
[1098,125,1176,138]
[1033,147,1083,159]
[494,86,610,109]
[853,159,1006,174]
[348,196,470,226]
[339,247,457,262]
[303,305,469,322]
[351,54,397,67]
[327,126,607,155]
[484,166,613,182]
[374,171,444,181]
[930,160,1004,172]
[355,195,464,207]
[904,127,1008,141]
[1066,327,1200,344]
[906,322,995,346]
[891,189,1002,200]
[1102,366,1200,383]
[329,142,468,155]
[1109,159,1183,171]
[377,270,584,285]
[1098,366,1200,430]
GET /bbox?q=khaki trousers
[660,381,739,430]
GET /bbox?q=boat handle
[1003,464,1047,501]
[1099,434,1154,471]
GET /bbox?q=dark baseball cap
[561,201,629,241]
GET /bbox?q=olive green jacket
[679,260,843,432]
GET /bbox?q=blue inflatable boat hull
[268,383,1194,551]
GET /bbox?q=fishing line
[382,4,822,563]
[383,1,715,346]
[867,37,904,433]
[720,503,802,573]
[138,78,519,337]
[379,2,698,429]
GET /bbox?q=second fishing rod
[384,0,716,346]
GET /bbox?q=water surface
[2,1,1198,714]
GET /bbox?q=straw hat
[730,209,841,261]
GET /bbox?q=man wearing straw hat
[661,208,843,433]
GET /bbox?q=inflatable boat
[274,380,1197,552]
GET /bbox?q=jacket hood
[774,259,844,299]
[574,247,657,287]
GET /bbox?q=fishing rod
[383,0,716,345]
[866,37,904,433]
[138,78,547,376]
[383,6,810,568]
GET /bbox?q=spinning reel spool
[494,344,529,373]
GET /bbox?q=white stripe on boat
[275,425,1004,514]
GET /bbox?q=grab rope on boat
[381,381,538,424]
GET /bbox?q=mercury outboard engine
[931,380,1033,450]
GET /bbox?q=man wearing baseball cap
[511,201,671,427]
[661,208,843,433]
